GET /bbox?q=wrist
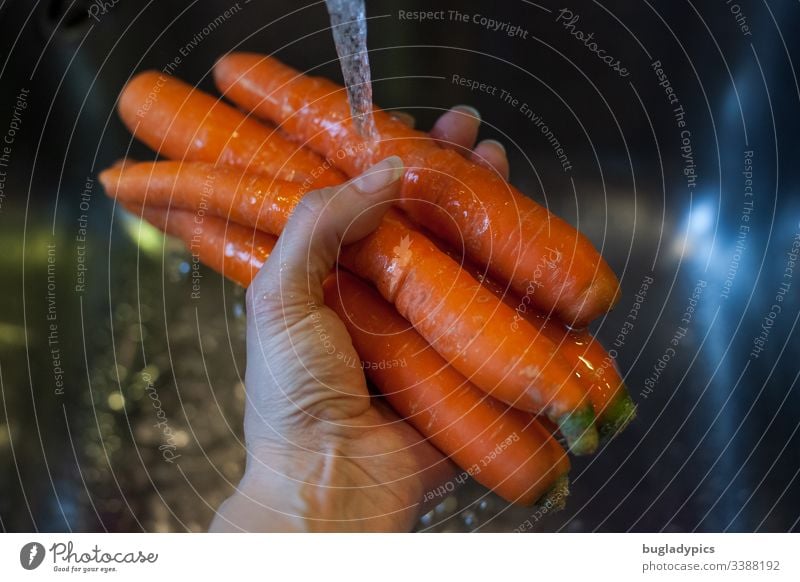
[210,445,346,532]
[210,442,315,532]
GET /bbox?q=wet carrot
[131,204,571,504]
[338,209,598,454]
[523,311,635,440]
[102,163,599,454]
[118,70,343,187]
[213,52,620,327]
[106,160,632,441]
[128,203,275,287]
[103,161,302,236]
[325,270,570,506]
[453,254,636,440]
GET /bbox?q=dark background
[0,0,798,532]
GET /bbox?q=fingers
[431,106,510,180]
[429,105,481,152]
[247,156,404,327]
[471,139,510,180]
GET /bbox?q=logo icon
[20,542,45,570]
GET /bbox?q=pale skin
[210,107,510,532]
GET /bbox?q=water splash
[325,0,378,143]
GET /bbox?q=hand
[210,107,509,532]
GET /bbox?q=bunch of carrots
[100,54,635,508]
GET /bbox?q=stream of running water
[325,0,378,143]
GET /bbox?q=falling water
[325,0,378,143]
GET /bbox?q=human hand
[210,107,509,532]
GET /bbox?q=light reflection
[673,194,716,262]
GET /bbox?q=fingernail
[390,111,416,128]
[452,105,481,120]
[351,156,404,194]
[480,139,506,154]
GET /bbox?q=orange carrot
[522,310,635,439]
[102,162,599,454]
[338,209,597,453]
[451,252,636,439]
[118,71,343,188]
[325,270,570,506]
[104,161,302,236]
[132,204,570,505]
[127,203,275,287]
[213,52,620,327]
[107,160,632,439]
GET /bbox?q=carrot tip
[555,405,599,455]
[598,391,637,442]
[532,475,570,512]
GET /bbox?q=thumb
[247,155,404,327]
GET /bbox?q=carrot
[325,270,570,506]
[213,52,620,327]
[118,71,344,188]
[106,159,633,440]
[450,251,636,440]
[102,162,599,454]
[338,209,597,454]
[523,311,635,440]
[127,203,275,287]
[103,161,302,237]
[131,203,571,505]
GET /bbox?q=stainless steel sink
[1,0,798,532]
